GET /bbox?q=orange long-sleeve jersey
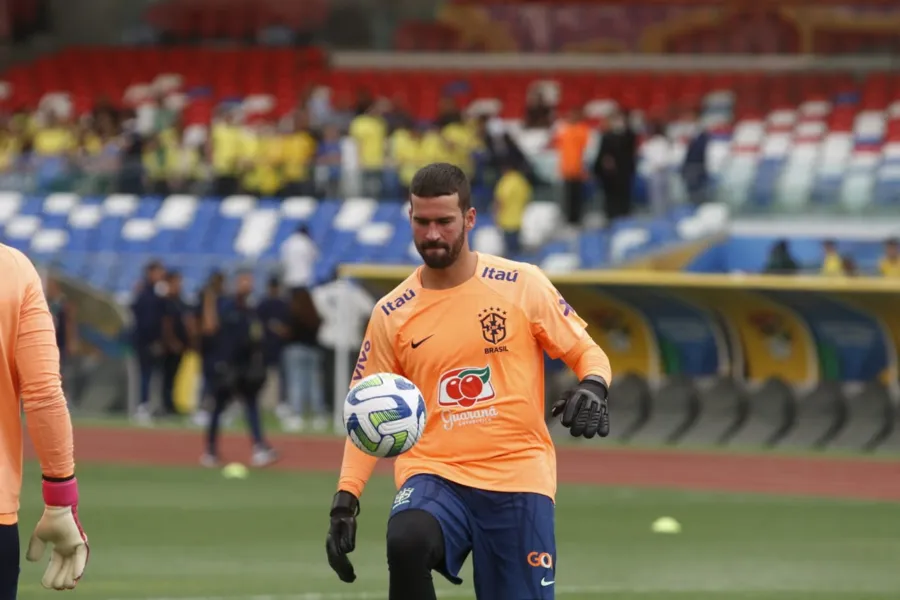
[0,244,75,524]
[338,252,611,503]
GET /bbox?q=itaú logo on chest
[436,366,496,407]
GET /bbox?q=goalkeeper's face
[410,193,473,270]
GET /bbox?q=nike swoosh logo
[541,578,554,587]
[411,335,434,349]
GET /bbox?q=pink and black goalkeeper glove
[25,476,89,590]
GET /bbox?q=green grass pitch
[14,462,900,600]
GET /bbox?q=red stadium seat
[2,46,898,133]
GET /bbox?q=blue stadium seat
[6,191,732,296]
[578,229,608,267]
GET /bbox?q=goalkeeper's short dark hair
[410,162,472,213]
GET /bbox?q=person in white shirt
[642,121,672,217]
[280,224,318,292]
[311,274,376,412]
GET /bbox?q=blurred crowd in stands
[0,83,709,255]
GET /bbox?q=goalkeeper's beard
[416,230,465,269]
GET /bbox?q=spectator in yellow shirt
[391,124,424,197]
[249,120,284,198]
[208,108,242,196]
[280,112,317,197]
[420,122,451,165]
[32,111,76,158]
[820,239,845,276]
[349,100,388,198]
[237,117,274,194]
[159,120,202,194]
[77,112,123,195]
[493,164,532,258]
[442,117,482,178]
[879,238,900,277]
[31,111,77,192]
[141,135,166,194]
[0,117,23,174]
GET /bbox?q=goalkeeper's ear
[464,206,476,232]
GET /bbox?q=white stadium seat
[235,209,279,257]
[281,196,318,219]
[156,195,198,229]
[31,229,68,254]
[121,218,157,241]
[219,195,257,218]
[42,193,80,215]
[798,100,830,120]
[5,215,41,240]
[333,198,377,231]
[103,194,139,216]
[357,222,394,246]
[541,252,580,273]
[817,133,854,177]
[472,226,505,255]
[0,192,22,223]
[68,204,103,229]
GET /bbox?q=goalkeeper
[0,246,89,596]
[325,163,611,600]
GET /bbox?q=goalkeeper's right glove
[26,476,89,590]
[326,490,359,583]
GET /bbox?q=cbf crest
[478,307,508,345]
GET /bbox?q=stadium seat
[626,376,701,446]
[771,382,847,450]
[519,202,562,250]
[472,226,504,255]
[233,205,278,259]
[4,214,41,252]
[775,141,817,211]
[827,382,894,452]
[609,227,651,263]
[540,252,580,273]
[676,378,748,447]
[724,377,796,449]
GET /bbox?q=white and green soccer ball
[343,373,427,458]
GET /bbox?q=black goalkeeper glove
[551,375,610,439]
[326,490,359,583]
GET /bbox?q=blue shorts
[0,523,19,599]
[389,474,557,600]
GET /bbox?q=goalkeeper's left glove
[326,490,359,583]
[551,375,610,439]
[25,476,89,590]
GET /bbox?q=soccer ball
[344,373,427,458]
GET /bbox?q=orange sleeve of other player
[16,255,75,479]
[525,267,612,384]
[337,306,402,499]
